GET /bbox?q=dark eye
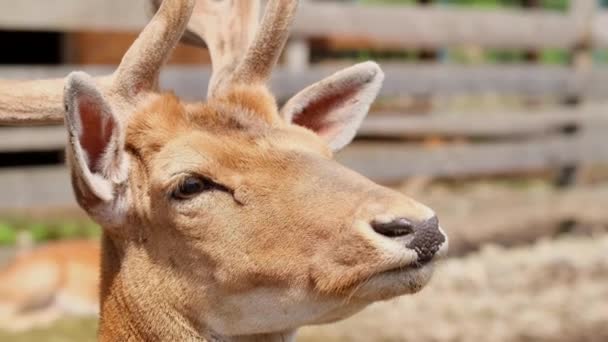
[172,177,210,200]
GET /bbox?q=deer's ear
[281,62,384,151]
[64,72,128,205]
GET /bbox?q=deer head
[0,0,447,340]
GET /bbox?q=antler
[0,78,78,125]
[0,0,194,125]
[151,0,298,98]
[111,0,194,102]
[232,0,298,86]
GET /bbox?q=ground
[1,232,606,342]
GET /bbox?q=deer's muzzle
[371,215,445,266]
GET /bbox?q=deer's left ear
[64,72,128,205]
[281,62,384,151]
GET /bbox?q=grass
[0,319,97,342]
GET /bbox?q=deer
[0,239,100,332]
[0,0,448,340]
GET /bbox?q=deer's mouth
[349,241,448,301]
[352,262,436,300]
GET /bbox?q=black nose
[407,216,444,264]
[372,216,445,264]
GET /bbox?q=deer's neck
[97,234,296,342]
[98,234,202,341]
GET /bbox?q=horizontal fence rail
[0,166,72,208]
[0,126,65,152]
[1,65,607,101]
[338,132,606,182]
[0,0,603,49]
[0,131,604,207]
[3,105,607,151]
[359,106,608,139]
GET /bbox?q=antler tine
[204,0,262,97]
[151,0,298,98]
[231,0,299,87]
[150,0,261,98]
[0,78,70,125]
[112,0,195,101]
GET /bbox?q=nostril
[371,217,414,238]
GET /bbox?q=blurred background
[0,0,607,341]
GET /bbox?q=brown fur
[0,240,100,332]
[0,1,447,340]
[80,85,441,340]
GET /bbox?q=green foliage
[540,49,569,65]
[332,0,575,65]
[486,50,526,63]
[540,0,569,11]
[28,222,52,242]
[0,222,17,245]
[0,217,101,246]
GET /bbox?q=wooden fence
[0,0,607,208]
[0,0,602,49]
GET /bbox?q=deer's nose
[371,216,445,264]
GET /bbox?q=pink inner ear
[291,84,360,137]
[78,97,114,173]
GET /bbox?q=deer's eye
[172,177,210,200]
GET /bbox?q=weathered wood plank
[0,0,590,50]
[0,126,65,152]
[3,65,604,101]
[0,0,149,31]
[337,133,608,181]
[0,166,74,209]
[360,106,608,138]
[4,106,606,151]
[0,134,605,208]
[293,3,581,50]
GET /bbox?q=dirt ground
[1,232,606,342]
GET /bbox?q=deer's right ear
[64,72,128,206]
[280,62,384,151]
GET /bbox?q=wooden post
[416,0,438,61]
[555,0,596,187]
[522,0,541,63]
[565,0,595,105]
[521,0,541,109]
[412,0,438,185]
[285,38,310,73]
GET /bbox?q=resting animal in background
[0,240,99,332]
[0,0,447,340]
